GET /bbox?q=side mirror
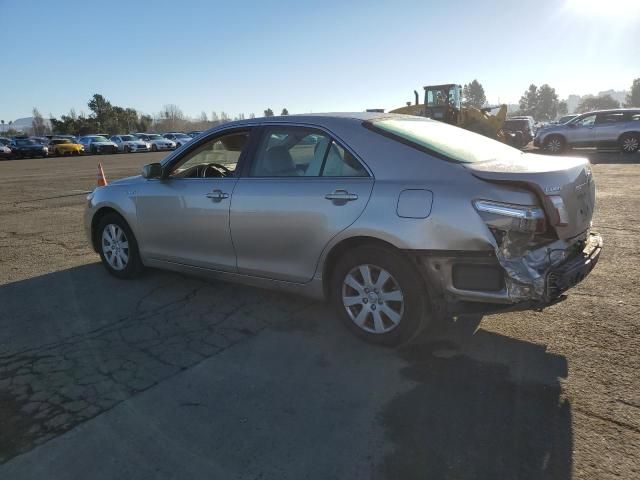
[142,163,163,179]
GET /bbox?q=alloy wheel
[546,137,562,153]
[622,136,639,153]
[341,264,405,334]
[101,224,129,271]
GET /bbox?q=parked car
[134,133,176,151]
[508,116,537,135]
[534,108,640,154]
[187,130,203,138]
[162,132,193,148]
[0,144,11,160]
[48,138,84,156]
[85,113,601,346]
[502,118,536,146]
[111,135,150,153]
[78,136,118,154]
[9,138,49,158]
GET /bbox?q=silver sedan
[85,113,602,345]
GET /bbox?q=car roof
[202,112,400,130]
[576,108,640,116]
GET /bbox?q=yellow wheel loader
[390,84,522,146]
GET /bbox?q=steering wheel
[201,163,231,178]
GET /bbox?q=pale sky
[0,0,638,120]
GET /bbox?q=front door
[230,126,374,283]
[135,129,252,271]
[566,113,596,146]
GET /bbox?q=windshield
[147,134,162,140]
[558,115,577,123]
[53,139,71,144]
[175,134,191,139]
[16,139,36,146]
[121,135,136,141]
[369,117,522,163]
[90,136,110,142]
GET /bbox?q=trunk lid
[464,152,595,240]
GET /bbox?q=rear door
[593,111,625,146]
[230,125,374,283]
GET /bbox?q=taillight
[547,195,569,226]
[473,200,547,234]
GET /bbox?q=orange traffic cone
[97,162,108,187]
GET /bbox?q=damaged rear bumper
[418,232,602,314]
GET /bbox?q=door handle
[205,190,230,201]
[325,189,358,201]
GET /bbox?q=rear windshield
[368,117,522,164]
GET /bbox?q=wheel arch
[617,130,640,142]
[544,132,566,143]
[90,206,128,252]
[321,236,408,299]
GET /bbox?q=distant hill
[0,116,52,134]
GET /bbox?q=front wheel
[151,144,158,152]
[619,133,640,154]
[544,135,566,154]
[96,213,143,278]
[331,245,429,346]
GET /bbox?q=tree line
[3,80,639,137]
[458,77,640,121]
[3,95,291,137]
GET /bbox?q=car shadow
[0,263,313,462]
[379,318,572,480]
[0,265,573,479]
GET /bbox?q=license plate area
[546,233,602,298]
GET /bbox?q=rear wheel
[544,134,566,154]
[96,213,143,278]
[619,133,640,154]
[331,245,429,346]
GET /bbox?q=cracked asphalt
[0,150,638,479]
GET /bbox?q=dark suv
[502,118,535,147]
[534,109,640,154]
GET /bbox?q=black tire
[124,145,130,153]
[619,132,640,154]
[151,144,158,152]
[96,212,143,279]
[91,145,97,155]
[330,245,430,346]
[543,134,566,154]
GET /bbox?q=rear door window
[596,113,625,124]
[248,126,368,177]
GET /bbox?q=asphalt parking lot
[0,150,638,479]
